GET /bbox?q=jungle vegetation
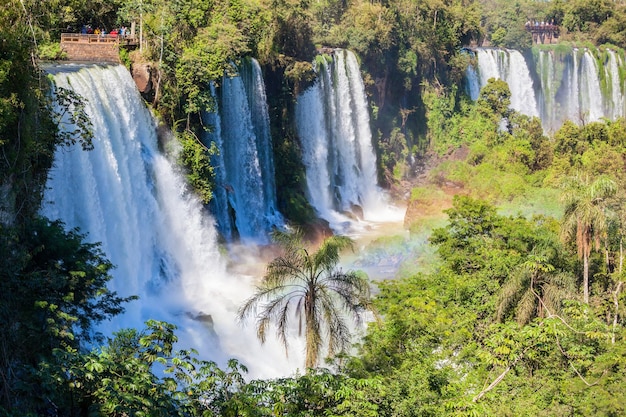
[2,0,626,415]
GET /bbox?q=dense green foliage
[342,194,626,416]
[382,73,626,414]
[0,218,132,414]
[0,3,61,221]
[480,0,626,49]
[178,130,217,204]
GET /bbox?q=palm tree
[560,173,617,303]
[497,253,575,324]
[238,229,370,370]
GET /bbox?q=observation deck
[60,33,138,63]
[525,23,559,45]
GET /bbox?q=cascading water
[474,48,539,117]
[467,47,626,132]
[295,49,403,234]
[607,50,626,120]
[203,58,283,244]
[204,84,234,242]
[465,63,481,101]
[42,64,302,378]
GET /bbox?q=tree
[561,0,614,32]
[476,77,511,123]
[497,253,575,324]
[42,320,259,417]
[430,195,503,274]
[239,229,370,370]
[560,173,617,303]
[0,218,132,414]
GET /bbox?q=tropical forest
[2,0,626,415]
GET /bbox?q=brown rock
[132,63,152,93]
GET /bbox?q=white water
[42,64,302,378]
[468,47,626,132]
[475,48,539,117]
[580,52,604,123]
[465,63,481,101]
[295,50,404,235]
[538,48,626,130]
[204,84,234,241]
[607,50,625,121]
[204,59,283,244]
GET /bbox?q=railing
[524,24,559,44]
[60,33,137,46]
[525,24,559,34]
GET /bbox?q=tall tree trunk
[304,291,317,370]
[305,318,315,369]
[583,253,589,304]
[612,281,623,344]
[619,238,624,275]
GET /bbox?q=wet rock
[132,63,152,94]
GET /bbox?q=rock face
[132,63,152,94]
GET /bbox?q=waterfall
[605,50,625,121]
[535,48,626,130]
[580,51,604,123]
[295,50,402,234]
[42,64,301,378]
[474,48,539,117]
[469,47,626,132]
[465,63,481,101]
[204,84,234,241]
[203,58,283,244]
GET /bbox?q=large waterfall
[203,58,283,244]
[467,47,626,132]
[42,64,302,378]
[295,49,402,233]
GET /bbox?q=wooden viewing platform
[525,24,559,45]
[61,33,138,46]
[60,33,138,63]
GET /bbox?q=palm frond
[259,291,305,353]
[496,270,526,322]
[237,282,302,321]
[314,235,354,273]
[296,297,304,336]
[560,173,617,260]
[257,315,271,344]
[271,228,305,251]
[274,293,295,352]
[317,290,351,358]
[266,256,307,285]
[324,272,369,319]
[542,283,568,317]
[590,175,617,198]
[516,289,537,325]
[551,271,577,293]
